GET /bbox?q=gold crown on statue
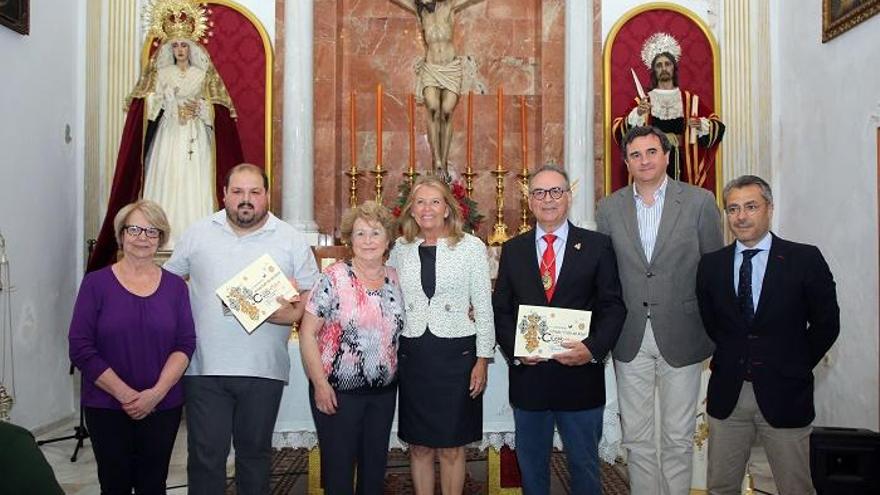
[641,32,681,69]
[143,0,210,42]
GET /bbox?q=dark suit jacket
[493,222,627,411]
[696,234,839,428]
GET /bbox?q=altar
[273,341,624,464]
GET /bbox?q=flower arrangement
[392,177,484,234]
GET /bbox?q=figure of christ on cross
[391,0,484,178]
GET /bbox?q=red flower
[392,206,402,218]
[451,181,466,198]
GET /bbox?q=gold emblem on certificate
[514,305,591,358]
[215,254,299,334]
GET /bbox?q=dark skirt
[397,329,482,448]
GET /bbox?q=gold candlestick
[517,172,530,234]
[462,169,477,199]
[488,87,509,245]
[345,168,362,208]
[488,168,510,246]
[518,95,530,234]
[371,169,388,203]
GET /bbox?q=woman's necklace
[352,260,385,284]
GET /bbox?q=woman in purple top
[299,201,404,495]
[70,200,195,495]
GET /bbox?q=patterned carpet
[225,448,630,494]
[551,451,629,495]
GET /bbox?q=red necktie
[541,233,557,301]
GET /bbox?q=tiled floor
[39,417,237,495]
[39,417,778,494]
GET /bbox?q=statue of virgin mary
[88,0,243,271]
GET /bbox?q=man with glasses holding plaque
[493,164,626,495]
[696,176,839,494]
[596,126,723,495]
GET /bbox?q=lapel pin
[574,242,582,251]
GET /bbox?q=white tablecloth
[273,341,623,463]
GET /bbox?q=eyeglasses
[123,224,162,239]
[529,187,569,200]
[724,202,766,216]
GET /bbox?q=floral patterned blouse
[305,260,405,392]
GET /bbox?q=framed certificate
[514,305,591,358]
[216,254,298,334]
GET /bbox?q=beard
[226,202,267,229]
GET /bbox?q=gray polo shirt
[165,211,319,382]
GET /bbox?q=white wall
[0,2,85,428]
[773,1,880,430]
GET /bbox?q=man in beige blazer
[596,126,723,495]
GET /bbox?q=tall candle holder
[462,168,477,199]
[371,167,387,203]
[517,171,531,234]
[518,95,531,233]
[403,168,419,188]
[345,168,362,208]
[488,87,510,246]
[487,168,510,246]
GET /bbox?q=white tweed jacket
[388,233,496,358]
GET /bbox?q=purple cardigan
[68,267,196,410]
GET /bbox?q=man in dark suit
[696,175,839,495]
[596,125,723,495]
[493,164,627,495]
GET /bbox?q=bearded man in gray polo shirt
[165,163,319,495]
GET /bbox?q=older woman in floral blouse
[299,201,404,495]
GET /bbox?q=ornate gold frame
[823,0,880,42]
[140,0,274,186]
[0,0,29,35]
[602,2,722,200]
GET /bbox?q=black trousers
[84,406,182,495]
[184,375,284,495]
[310,386,397,495]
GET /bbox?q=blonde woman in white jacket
[388,176,495,495]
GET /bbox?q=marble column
[565,0,594,228]
[721,0,772,185]
[282,0,318,237]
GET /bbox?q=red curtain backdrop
[203,3,267,172]
[606,8,718,194]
